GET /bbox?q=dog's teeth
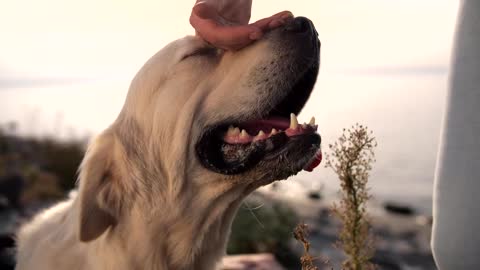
[240,129,250,139]
[309,117,316,125]
[271,128,278,135]
[290,113,298,129]
[232,127,240,136]
[253,130,266,141]
[226,127,235,135]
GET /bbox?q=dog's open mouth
[221,114,322,169]
[196,62,322,176]
[196,16,322,176]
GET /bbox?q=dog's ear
[77,133,123,242]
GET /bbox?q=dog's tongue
[303,150,322,172]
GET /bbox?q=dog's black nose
[285,17,313,34]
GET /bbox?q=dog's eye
[181,47,216,61]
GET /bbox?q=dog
[15,17,321,270]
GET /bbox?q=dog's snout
[285,17,313,34]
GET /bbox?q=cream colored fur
[16,32,313,270]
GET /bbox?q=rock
[307,191,322,201]
[371,251,402,270]
[0,234,15,270]
[383,202,415,216]
[0,235,14,249]
[0,174,25,209]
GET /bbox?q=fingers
[190,2,294,51]
[190,2,262,50]
[251,11,294,31]
[191,16,262,50]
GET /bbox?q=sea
[0,70,448,215]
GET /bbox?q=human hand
[190,0,293,50]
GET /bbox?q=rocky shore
[221,188,437,270]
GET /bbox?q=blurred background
[0,0,459,269]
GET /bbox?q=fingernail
[269,19,284,28]
[249,30,263,40]
[281,15,294,23]
[281,12,294,20]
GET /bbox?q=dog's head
[78,17,321,246]
[195,19,321,181]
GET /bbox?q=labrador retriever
[15,17,321,270]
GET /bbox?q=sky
[1,0,458,84]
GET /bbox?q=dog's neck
[90,173,248,270]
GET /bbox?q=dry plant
[294,223,317,270]
[294,223,331,270]
[325,124,377,270]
